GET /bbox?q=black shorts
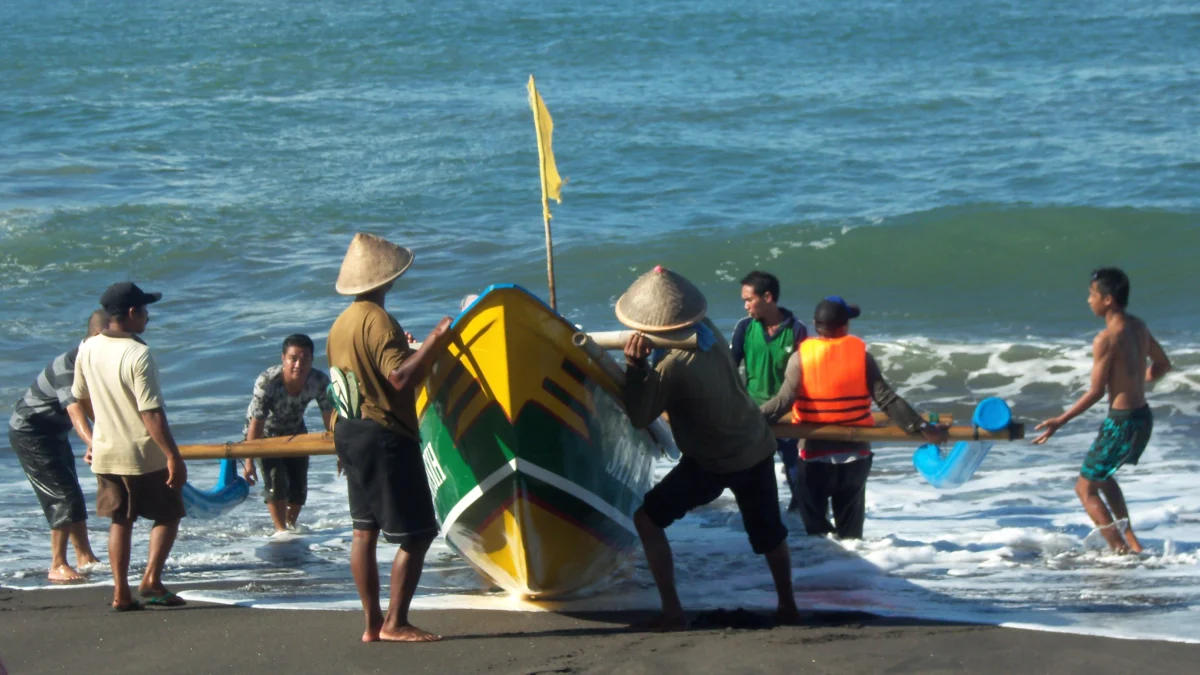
[334,418,438,547]
[258,456,309,505]
[8,428,88,529]
[642,454,788,554]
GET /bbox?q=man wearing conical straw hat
[620,266,801,631]
[327,233,453,643]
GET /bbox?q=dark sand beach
[2,585,1195,674]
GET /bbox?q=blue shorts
[1080,406,1152,481]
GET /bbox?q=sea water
[2,0,1199,643]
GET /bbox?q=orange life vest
[791,335,873,426]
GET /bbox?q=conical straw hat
[335,233,414,296]
[615,266,707,333]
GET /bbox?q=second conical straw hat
[335,233,415,296]
[614,265,707,333]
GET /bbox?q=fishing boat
[414,284,666,598]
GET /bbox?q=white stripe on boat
[439,458,637,537]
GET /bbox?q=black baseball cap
[100,282,162,314]
[813,295,861,328]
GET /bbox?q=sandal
[140,591,187,607]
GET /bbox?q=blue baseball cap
[814,296,861,326]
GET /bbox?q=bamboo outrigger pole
[528,75,565,310]
[573,330,699,351]
[773,422,1024,443]
[177,417,1017,460]
[178,432,336,460]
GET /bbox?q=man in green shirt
[731,271,807,511]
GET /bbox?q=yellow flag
[528,75,564,220]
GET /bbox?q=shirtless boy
[1033,268,1171,553]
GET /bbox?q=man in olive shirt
[327,233,452,644]
[760,297,946,539]
[620,266,800,632]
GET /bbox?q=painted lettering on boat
[423,442,447,491]
[604,449,636,487]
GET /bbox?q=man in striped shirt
[7,310,108,582]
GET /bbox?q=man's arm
[867,355,947,444]
[241,417,263,485]
[386,317,453,392]
[131,350,186,489]
[1033,333,1111,444]
[66,402,92,447]
[66,402,94,464]
[245,417,266,441]
[760,351,801,423]
[242,372,271,481]
[140,408,187,490]
[1146,330,1172,382]
[622,334,673,429]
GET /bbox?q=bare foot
[378,624,442,642]
[138,582,165,597]
[1098,524,1127,551]
[1123,529,1144,554]
[362,628,380,643]
[48,564,85,583]
[631,613,689,633]
[775,606,809,625]
[112,590,134,609]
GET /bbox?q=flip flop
[140,591,187,607]
[111,600,143,613]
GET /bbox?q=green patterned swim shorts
[1080,405,1153,481]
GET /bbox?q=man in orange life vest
[760,297,947,539]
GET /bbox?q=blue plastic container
[972,397,1012,432]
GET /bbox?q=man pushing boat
[327,233,453,643]
[620,266,801,631]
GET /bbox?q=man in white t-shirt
[73,282,188,611]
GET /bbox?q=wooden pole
[529,75,558,310]
[177,419,1021,459]
[178,432,335,460]
[770,422,1024,443]
[544,211,556,310]
[571,332,628,390]
[782,411,953,426]
[573,330,698,351]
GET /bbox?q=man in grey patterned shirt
[7,310,107,582]
[241,334,334,533]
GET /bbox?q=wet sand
[1,584,1194,674]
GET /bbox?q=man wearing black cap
[73,282,189,610]
[760,297,946,539]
